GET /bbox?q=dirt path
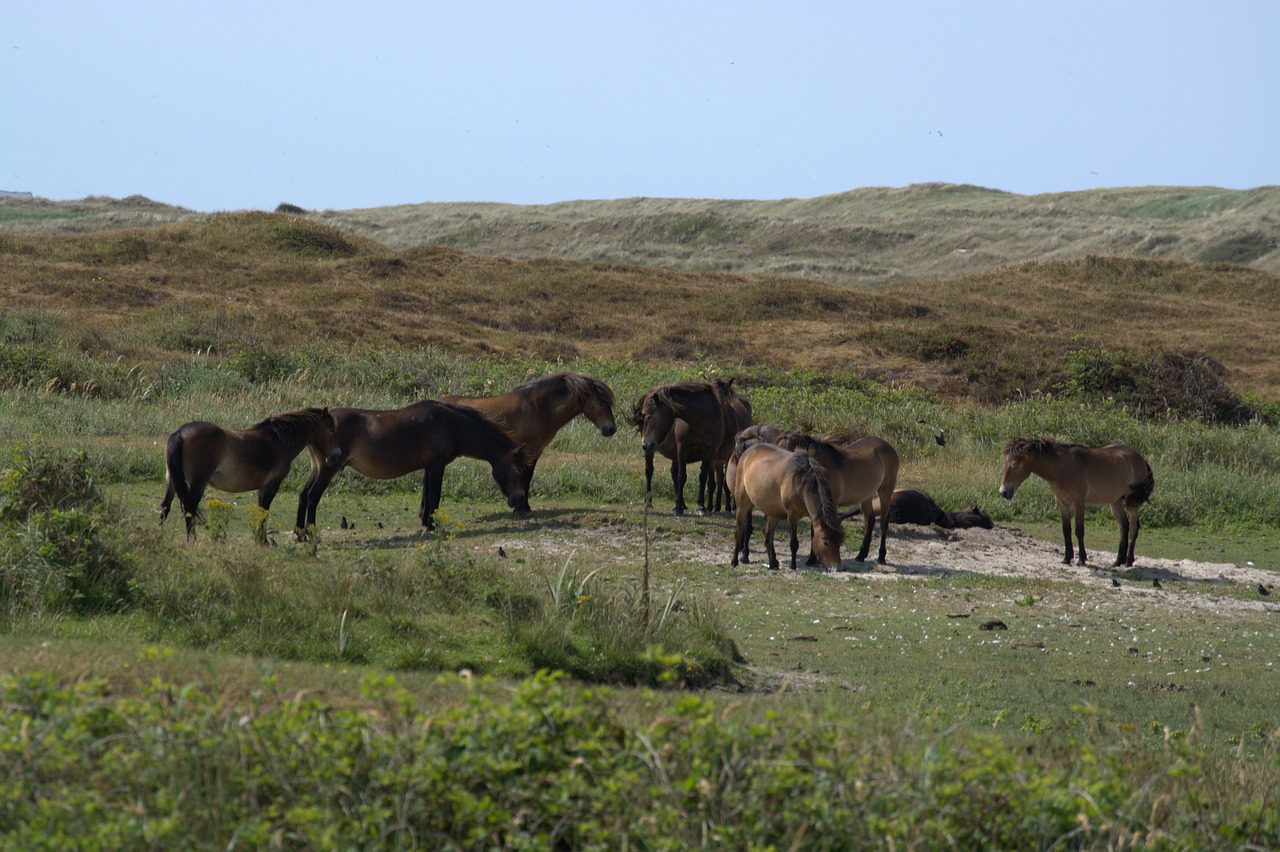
[492,513,1279,617]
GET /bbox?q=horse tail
[164,430,196,521]
[1125,467,1155,508]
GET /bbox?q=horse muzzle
[999,484,1017,500]
[324,448,344,467]
[599,422,617,437]
[506,490,527,509]
[641,436,658,453]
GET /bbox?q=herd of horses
[160,372,1155,570]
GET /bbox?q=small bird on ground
[1259,584,1270,596]
[1111,578,1121,588]
[1152,578,1162,589]
[498,546,507,558]
[340,516,348,529]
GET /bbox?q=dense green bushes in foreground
[3,670,1276,850]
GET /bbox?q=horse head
[573,374,617,437]
[999,438,1038,500]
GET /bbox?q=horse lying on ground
[999,437,1154,567]
[842,488,994,530]
[161,408,341,539]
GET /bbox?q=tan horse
[295,401,532,533]
[778,431,899,565]
[441,372,616,514]
[1000,438,1154,567]
[160,408,342,539]
[730,440,845,572]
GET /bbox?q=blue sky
[3,1,1277,212]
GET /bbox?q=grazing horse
[294,401,532,533]
[1000,438,1154,567]
[843,488,994,530]
[778,431,899,564]
[629,378,747,515]
[730,440,844,571]
[160,407,342,539]
[441,372,617,514]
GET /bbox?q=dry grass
[1,208,1278,407]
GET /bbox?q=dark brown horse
[160,407,341,539]
[629,378,747,515]
[700,392,755,513]
[730,439,844,571]
[843,488,994,530]
[295,401,532,533]
[1000,438,1154,566]
[441,372,617,514]
[778,431,899,564]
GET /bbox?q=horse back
[1075,444,1152,505]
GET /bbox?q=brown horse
[701,392,755,513]
[629,378,747,515]
[730,440,844,571]
[778,431,899,564]
[294,401,532,533]
[441,372,617,514]
[160,407,342,539]
[843,488,994,530]
[1000,438,1154,567]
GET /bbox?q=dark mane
[253,407,329,447]
[1002,437,1084,458]
[514,372,615,410]
[436,401,532,462]
[790,452,845,547]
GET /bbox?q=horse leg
[1110,502,1130,567]
[763,517,781,570]
[671,458,687,515]
[298,464,339,534]
[515,457,536,515]
[855,500,875,562]
[732,502,750,567]
[788,514,801,572]
[696,461,710,514]
[257,476,285,511]
[643,450,655,508]
[182,479,209,539]
[1127,506,1141,567]
[420,464,445,530]
[1074,499,1088,565]
[1053,497,1073,564]
[876,485,892,565]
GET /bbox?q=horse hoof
[672,508,685,516]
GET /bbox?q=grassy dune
[1,208,1278,847]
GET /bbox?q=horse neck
[451,411,517,463]
[264,414,321,451]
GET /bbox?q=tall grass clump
[0,443,134,618]
[507,557,742,687]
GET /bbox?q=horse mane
[437,401,533,464]
[253,407,330,447]
[1002,437,1083,458]
[820,429,864,447]
[628,380,717,430]
[790,452,845,547]
[514,372,615,410]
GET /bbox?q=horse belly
[207,457,266,495]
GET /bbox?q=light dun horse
[295,401,532,533]
[999,438,1154,567]
[160,408,341,539]
[730,439,845,571]
[442,372,617,514]
[778,431,899,565]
